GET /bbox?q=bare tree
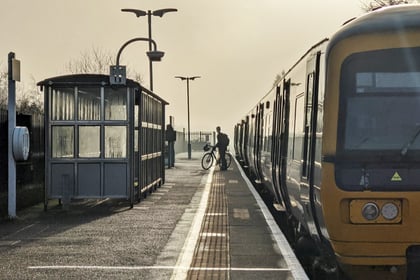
[65,46,143,83]
[361,0,418,12]
[0,69,7,108]
[0,68,43,113]
[272,70,286,88]
[16,76,43,114]
[66,47,114,74]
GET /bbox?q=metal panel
[50,163,74,197]
[77,163,101,196]
[104,163,128,196]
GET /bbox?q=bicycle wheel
[201,153,214,170]
[226,153,232,168]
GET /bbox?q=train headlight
[362,202,379,221]
[381,202,399,220]
[350,199,402,224]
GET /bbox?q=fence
[0,108,45,216]
[172,130,215,154]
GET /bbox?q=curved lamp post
[110,37,164,86]
[116,37,164,65]
[175,76,201,160]
[122,8,177,91]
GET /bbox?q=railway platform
[171,155,308,280]
[0,152,307,280]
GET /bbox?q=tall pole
[122,8,177,91]
[186,78,191,159]
[175,76,200,160]
[8,52,18,218]
[147,10,153,91]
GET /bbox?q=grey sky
[0,0,364,137]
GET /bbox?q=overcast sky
[0,0,366,137]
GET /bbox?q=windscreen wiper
[401,125,420,156]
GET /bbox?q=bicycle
[201,143,232,170]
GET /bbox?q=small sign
[109,65,126,85]
[12,58,20,82]
[391,172,402,182]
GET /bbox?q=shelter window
[105,88,127,120]
[78,126,100,158]
[52,126,74,158]
[105,126,127,158]
[78,87,101,121]
[51,88,75,121]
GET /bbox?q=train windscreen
[338,47,420,157]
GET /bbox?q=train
[234,5,420,279]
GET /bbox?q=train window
[356,72,420,94]
[292,94,305,160]
[339,47,420,154]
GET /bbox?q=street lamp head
[175,76,201,81]
[147,50,165,62]
[122,8,177,18]
[152,8,178,17]
[121,8,147,17]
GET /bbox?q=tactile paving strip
[187,170,229,279]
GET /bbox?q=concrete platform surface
[0,152,307,280]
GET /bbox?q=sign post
[8,52,20,219]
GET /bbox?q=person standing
[215,126,229,170]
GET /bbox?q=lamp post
[175,76,201,160]
[122,8,177,91]
[110,37,164,86]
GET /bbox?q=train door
[243,116,250,168]
[280,80,292,211]
[238,121,244,162]
[272,86,283,207]
[300,52,322,238]
[254,103,264,182]
[272,82,291,211]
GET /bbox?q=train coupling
[407,245,420,279]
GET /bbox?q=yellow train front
[323,5,420,278]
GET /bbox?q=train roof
[328,5,420,53]
[37,74,168,105]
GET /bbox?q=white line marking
[28,265,289,272]
[200,233,226,237]
[15,223,36,234]
[0,223,36,241]
[170,164,215,280]
[132,206,149,210]
[233,208,250,219]
[205,213,226,216]
[234,158,309,280]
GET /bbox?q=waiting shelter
[38,74,168,208]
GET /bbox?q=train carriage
[234,5,420,279]
[323,5,420,277]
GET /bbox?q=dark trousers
[219,147,227,169]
